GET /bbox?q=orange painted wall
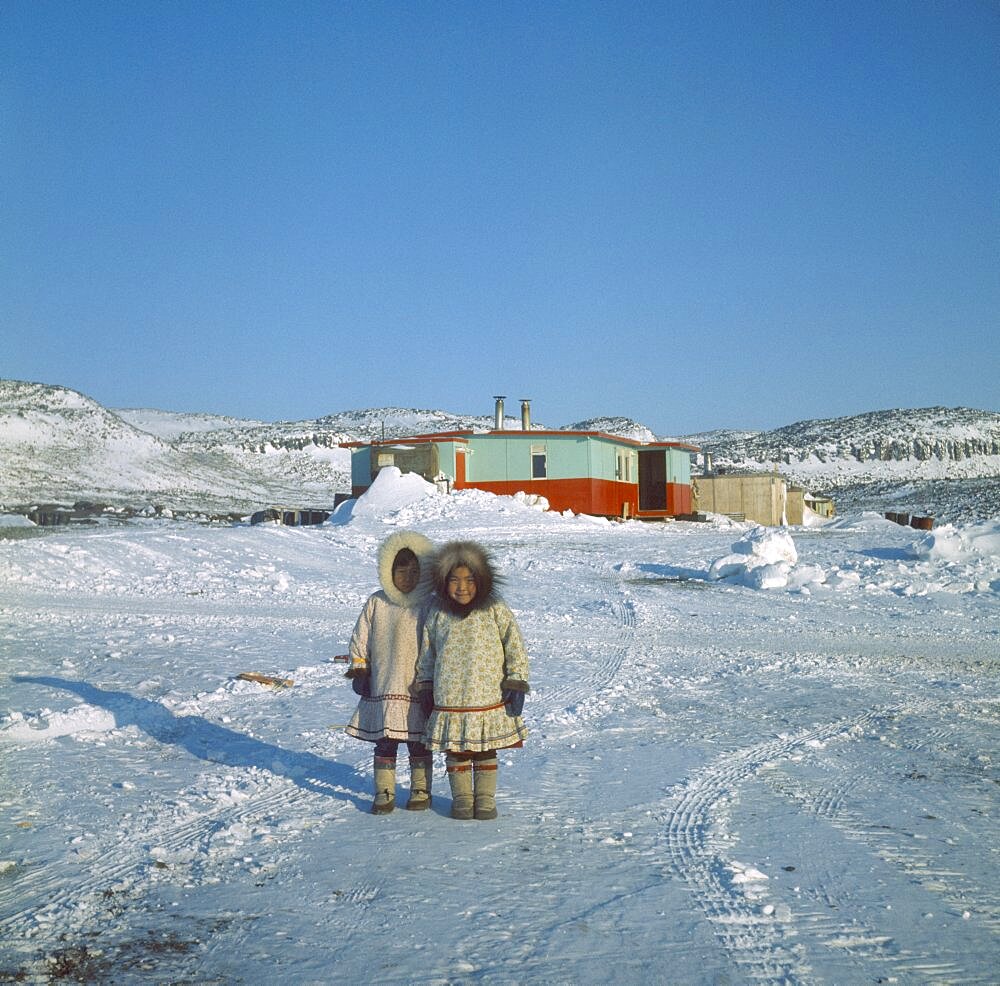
[459,478,639,516]
[668,482,692,515]
[635,485,692,517]
[355,477,692,518]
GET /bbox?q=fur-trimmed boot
[372,755,396,814]
[406,755,433,811]
[473,754,498,820]
[446,754,474,820]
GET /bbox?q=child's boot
[446,754,474,820]
[372,755,396,814]
[473,754,498,820]
[406,755,433,811]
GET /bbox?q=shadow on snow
[628,562,710,586]
[13,675,369,811]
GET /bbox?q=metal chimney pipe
[520,399,531,431]
[493,396,506,431]
[704,451,714,475]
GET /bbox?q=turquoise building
[347,426,698,519]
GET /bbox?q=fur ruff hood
[430,540,503,616]
[377,530,435,607]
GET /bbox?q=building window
[531,445,547,479]
[377,452,395,467]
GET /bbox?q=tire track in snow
[0,779,322,938]
[0,732,364,944]
[659,708,888,985]
[760,773,994,984]
[737,762,966,981]
[531,568,636,718]
[765,763,1000,940]
[780,864,904,980]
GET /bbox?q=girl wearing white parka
[345,530,435,814]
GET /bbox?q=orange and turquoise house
[346,422,698,520]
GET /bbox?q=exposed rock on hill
[2,379,997,523]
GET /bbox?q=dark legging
[374,738,430,759]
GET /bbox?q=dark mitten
[503,688,525,717]
[351,674,371,698]
[419,690,435,717]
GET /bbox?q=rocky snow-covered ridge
[693,407,1000,487]
[0,382,344,514]
[180,410,522,453]
[2,380,998,521]
[565,416,657,443]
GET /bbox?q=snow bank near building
[706,515,1000,596]
[331,467,560,528]
[801,502,830,528]
[329,466,438,524]
[826,511,901,532]
[0,514,35,528]
[709,526,814,590]
[909,519,1000,564]
[708,526,841,591]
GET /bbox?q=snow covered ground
[1,471,998,984]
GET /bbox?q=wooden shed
[692,471,788,526]
[784,487,835,525]
[693,472,836,526]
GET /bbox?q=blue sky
[3,1,997,435]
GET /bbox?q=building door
[638,451,666,510]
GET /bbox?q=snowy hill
[0,382,344,515]
[565,415,657,443]
[1,385,547,516]
[680,427,764,448]
[114,408,266,442]
[688,407,1000,524]
[1,380,997,522]
[692,407,1000,486]
[167,407,527,455]
[276,406,532,441]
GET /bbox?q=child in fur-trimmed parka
[345,530,435,814]
[415,540,529,820]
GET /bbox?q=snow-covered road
[2,479,998,983]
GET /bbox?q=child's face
[392,559,420,594]
[446,565,477,605]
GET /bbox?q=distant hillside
[685,407,1000,524]
[2,379,997,522]
[166,407,530,457]
[694,407,1000,487]
[0,381,346,514]
[565,416,657,443]
[115,408,266,441]
[679,427,763,448]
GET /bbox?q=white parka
[344,530,434,744]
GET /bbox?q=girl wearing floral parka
[345,530,435,814]
[416,540,529,820]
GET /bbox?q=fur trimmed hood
[430,540,503,616]
[377,530,435,607]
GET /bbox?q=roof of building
[344,429,699,452]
